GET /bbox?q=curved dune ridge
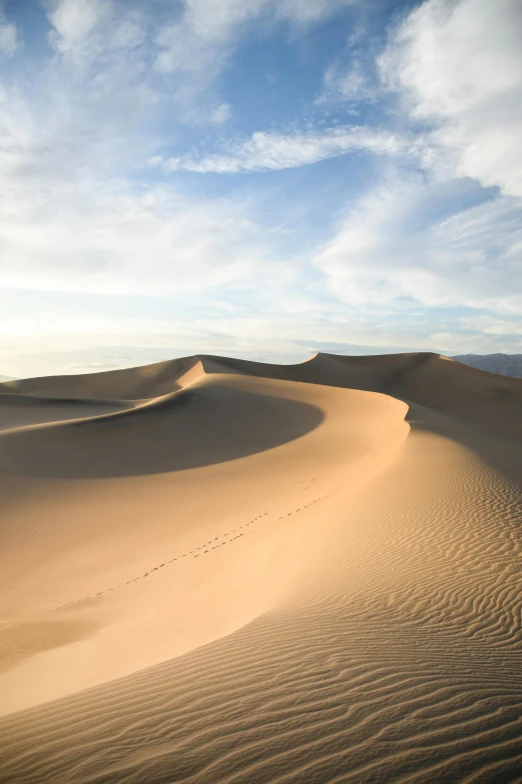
[0,352,521,783]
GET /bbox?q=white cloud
[211,102,232,124]
[147,154,164,167]
[3,0,522,377]
[311,0,522,333]
[0,19,16,57]
[313,170,522,313]
[47,0,113,52]
[163,126,410,173]
[0,62,288,301]
[380,0,522,197]
[46,0,147,67]
[0,174,286,297]
[458,315,522,337]
[0,1,17,57]
[6,294,521,380]
[274,0,355,23]
[0,4,158,188]
[319,60,370,102]
[44,0,353,121]
[155,0,354,77]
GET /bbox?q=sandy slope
[0,353,521,783]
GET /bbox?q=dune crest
[0,352,521,783]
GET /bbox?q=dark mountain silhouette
[454,353,522,378]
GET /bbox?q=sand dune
[0,352,521,783]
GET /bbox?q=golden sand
[0,352,521,783]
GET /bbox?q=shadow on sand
[0,383,324,479]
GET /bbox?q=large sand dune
[0,352,521,783]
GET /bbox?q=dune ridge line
[0,351,521,783]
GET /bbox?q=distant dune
[454,352,522,378]
[1,352,521,783]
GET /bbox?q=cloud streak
[313,170,522,314]
[161,126,411,173]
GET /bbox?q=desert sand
[0,352,521,783]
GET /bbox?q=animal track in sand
[9,491,335,623]
[4,437,522,784]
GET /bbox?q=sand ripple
[1,403,522,783]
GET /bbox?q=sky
[0,0,521,378]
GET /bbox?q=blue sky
[0,0,521,377]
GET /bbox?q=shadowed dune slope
[0,355,201,401]
[0,353,521,784]
[4,350,519,439]
[197,352,522,439]
[0,375,325,477]
[0,371,408,717]
[0,394,130,432]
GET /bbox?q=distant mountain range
[2,356,522,384]
[453,354,522,378]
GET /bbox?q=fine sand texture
[0,352,521,783]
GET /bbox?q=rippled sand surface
[0,353,521,783]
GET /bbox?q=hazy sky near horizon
[0,0,521,377]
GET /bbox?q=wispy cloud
[45,0,147,59]
[161,126,411,173]
[47,0,113,50]
[154,0,356,76]
[0,49,289,301]
[379,0,522,198]
[0,170,287,298]
[2,0,522,378]
[313,169,522,313]
[318,60,372,103]
[0,4,16,57]
[152,0,359,118]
